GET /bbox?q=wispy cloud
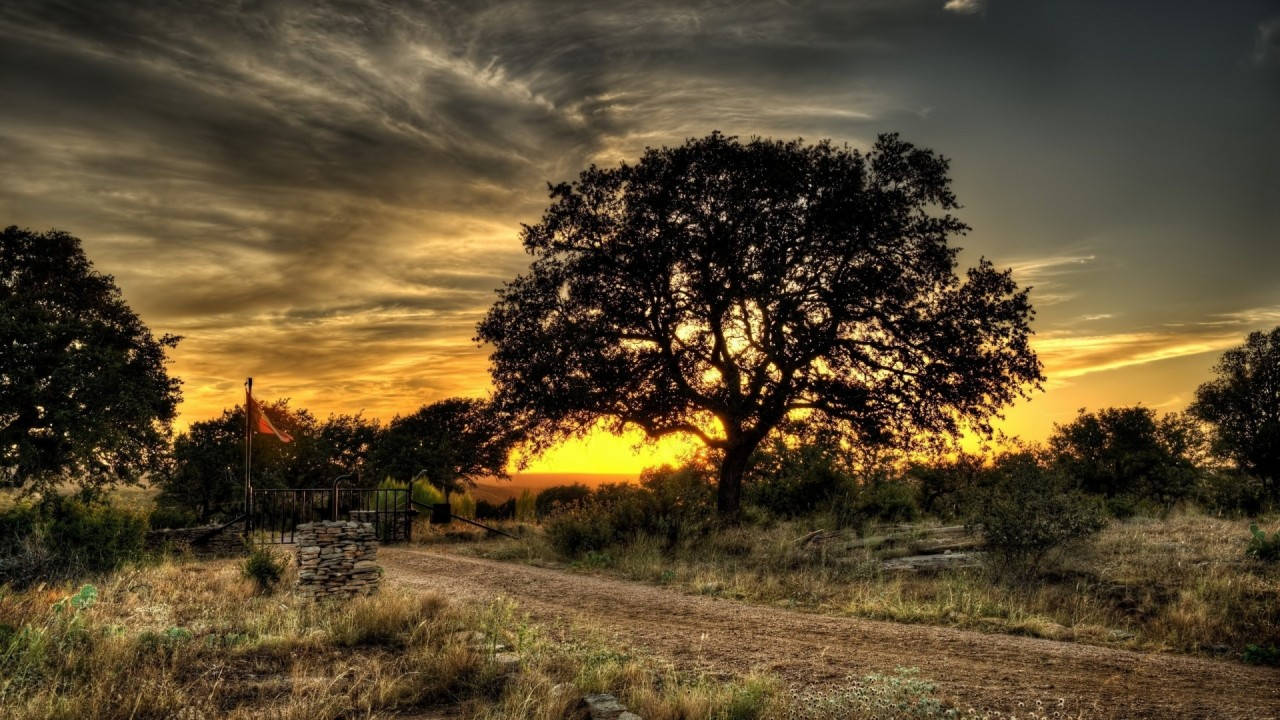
[943,0,983,15]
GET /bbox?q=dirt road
[381,547,1278,719]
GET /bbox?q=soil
[381,547,1280,720]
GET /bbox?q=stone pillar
[295,520,380,600]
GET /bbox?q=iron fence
[247,487,413,544]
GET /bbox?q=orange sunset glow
[3,2,1277,478]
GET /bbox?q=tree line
[3,131,1279,523]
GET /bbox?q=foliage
[969,454,1106,572]
[147,504,198,530]
[0,498,145,587]
[1245,523,1280,562]
[476,498,516,520]
[534,483,593,518]
[1243,643,1280,666]
[1196,470,1269,516]
[910,453,988,521]
[477,132,1042,517]
[159,402,382,519]
[0,226,182,495]
[1048,406,1201,510]
[1191,327,1280,501]
[372,398,517,500]
[745,436,851,516]
[240,547,287,594]
[449,491,476,520]
[409,478,445,507]
[833,476,921,530]
[514,489,536,522]
[544,474,714,557]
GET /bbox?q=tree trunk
[716,442,755,521]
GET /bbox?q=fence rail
[247,487,413,544]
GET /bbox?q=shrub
[1245,523,1280,562]
[833,477,920,531]
[46,499,147,575]
[970,461,1106,573]
[148,504,198,530]
[1243,643,1280,666]
[240,547,287,594]
[744,438,850,517]
[911,454,986,521]
[0,497,146,586]
[476,498,516,520]
[1197,471,1270,516]
[535,483,593,518]
[514,489,536,522]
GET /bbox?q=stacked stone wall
[295,521,380,599]
[145,522,246,557]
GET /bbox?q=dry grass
[0,555,1029,719]
[461,511,1280,658]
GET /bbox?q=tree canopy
[1191,327,1280,500]
[372,398,516,500]
[1,226,181,494]
[1047,406,1201,509]
[159,401,379,519]
[477,132,1042,517]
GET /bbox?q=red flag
[247,390,294,443]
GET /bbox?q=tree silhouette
[1,226,181,494]
[1191,327,1280,501]
[477,133,1042,518]
[373,398,515,501]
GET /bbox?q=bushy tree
[1191,328,1280,502]
[1,227,181,494]
[1048,406,1201,510]
[373,398,516,501]
[477,133,1041,519]
[159,401,380,518]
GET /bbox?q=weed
[240,546,287,594]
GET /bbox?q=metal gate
[247,487,414,544]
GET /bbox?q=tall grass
[468,510,1280,658]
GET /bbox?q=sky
[2,1,1278,475]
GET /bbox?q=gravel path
[381,547,1279,719]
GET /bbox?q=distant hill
[469,472,637,502]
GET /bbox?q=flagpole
[245,377,253,531]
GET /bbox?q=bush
[745,439,850,517]
[833,477,920,531]
[535,483,592,518]
[0,497,146,586]
[1197,471,1270,516]
[1245,523,1280,562]
[970,460,1106,573]
[240,547,287,594]
[911,454,986,521]
[476,498,516,520]
[148,504,198,530]
[514,489,536,522]
[545,473,714,557]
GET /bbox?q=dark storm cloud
[1,0,1277,430]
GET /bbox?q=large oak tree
[1,226,182,494]
[477,133,1042,517]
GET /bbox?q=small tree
[373,398,515,501]
[1191,328,1280,502]
[477,133,1041,518]
[0,227,181,494]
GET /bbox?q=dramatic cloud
[1,1,1277,470]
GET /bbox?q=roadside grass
[0,557,1053,719]
[455,511,1280,659]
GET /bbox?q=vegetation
[477,132,1042,518]
[373,398,517,501]
[0,497,147,588]
[0,226,182,495]
[240,546,288,594]
[1191,327,1280,503]
[0,560,1016,719]
[1246,522,1280,562]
